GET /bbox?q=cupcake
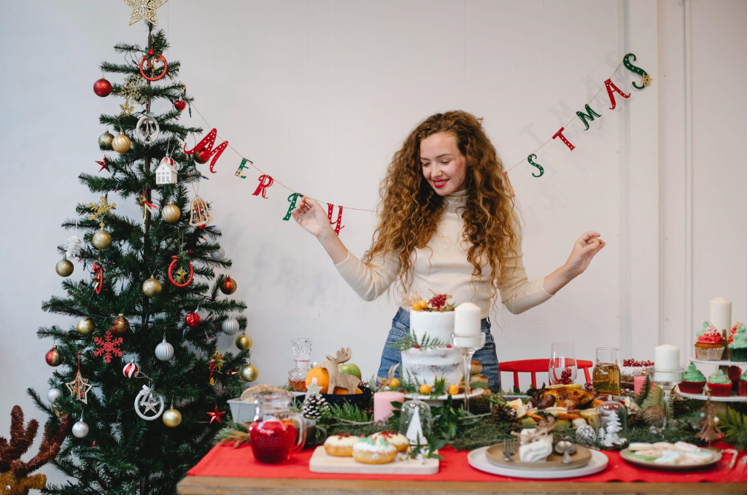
[728,323,746,362]
[679,363,706,394]
[706,370,732,397]
[739,371,746,397]
[694,322,725,361]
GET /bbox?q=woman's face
[420,131,467,195]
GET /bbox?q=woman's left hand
[565,231,605,277]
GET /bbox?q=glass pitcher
[249,392,307,463]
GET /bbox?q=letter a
[604,79,631,110]
[252,174,274,199]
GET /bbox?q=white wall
[0,0,744,488]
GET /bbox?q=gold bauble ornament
[112,133,131,153]
[220,275,237,295]
[55,257,74,277]
[161,204,181,224]
[162,408,182,428]
[240,364,259,382]
[76,317,95,336]
[142,277,162,297]
[98,130,114,150]
[92,229,112,250]
[111,314,130,336]
[235,333,252,351]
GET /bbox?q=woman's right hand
[291,196,332,238]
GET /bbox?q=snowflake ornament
[94,330,123,363]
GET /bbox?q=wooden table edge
[178,476,746,495]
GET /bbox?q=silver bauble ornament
[575,423,596,443]
[162,408,182,428]
[72,420,89,438]
[55,257,74,277]
[98,130,114,150]
[221,317,240,335]
[47,388,63,405]
[142,277,162,297]
[92,229,112,250]
[112,133,131,153]
[76,317,95,336]
[155,338,175,361]
[235,333,252,351]
[211,246,226,261]
[161,204,181,224]
[240,364,259,382]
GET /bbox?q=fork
[503,438,518,461]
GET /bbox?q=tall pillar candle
[654,344,680,371]
[709,297,731,333]
[454,302,481,336]
[373,391,405,423]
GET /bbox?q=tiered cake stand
[675,358,746,408]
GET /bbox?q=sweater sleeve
[333,249,401,302]
[497,232,553,315]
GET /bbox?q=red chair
[500,359,593,389]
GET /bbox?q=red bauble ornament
[45,346,61,367]
[193,149,211,164]
[123,359,139,378]
[93,77,112,97]
[220,275,237,295]
[185,312,201,328]
[139,53,168,82]
[168,255,194,288]
[174,100,186,111]
[111,314,130,336]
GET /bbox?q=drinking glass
[593,347,621,396]
[549,342,577,385]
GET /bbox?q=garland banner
[189,53,651,231]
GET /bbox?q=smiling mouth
[432,178,448,188]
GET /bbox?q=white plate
[688,357,747,366]
[675,385,747,402]
[467,446,608,479]
[620,448,722,471]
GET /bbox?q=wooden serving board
[309,446,439,475]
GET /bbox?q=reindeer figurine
[320,348,361,394]
[0,406,70,495]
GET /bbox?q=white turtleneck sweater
[333,189,553,318]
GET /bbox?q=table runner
[188,444,746,483]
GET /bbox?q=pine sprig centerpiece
[388,331,446,352]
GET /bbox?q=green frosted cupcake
[679,363,706,394]
[728,323,746,362]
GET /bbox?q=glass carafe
[593,347,621,396]
[288,338,312,392]
[249,392,307,464]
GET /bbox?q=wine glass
[549,342,577,385]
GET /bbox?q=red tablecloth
[188,444,747,483]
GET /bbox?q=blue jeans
[377,307,501,393]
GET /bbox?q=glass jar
[595,395,628,447]
[592,347,621,396]
[399,397,432,446]
[249,392,307,463]
[549,342,577,385]
[288,338,312,392]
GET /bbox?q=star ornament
[207,406,226,424]
[96,157,109,173]
[124,0,168,27]
[66,371,93,404]
[174,267,189,284]
[641,74,653,87]
[305,378,322,397]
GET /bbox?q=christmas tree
[27,24,255,494]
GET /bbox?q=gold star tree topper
[124,0,169,26]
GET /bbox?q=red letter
[327,204,344,235]
[604,79,631,110]
[252,175,274,199]
[183,128,229,173]
[552,128,575,151]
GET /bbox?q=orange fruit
[305,367,329,394]
[390,378,401,388]
[419,384,431,395]
[448,385,459,395]
[333,387,363,395]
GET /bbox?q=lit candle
[454,302,481,336]
[654,344,680,372]
[373,391,405,423]
[709,297,731,333]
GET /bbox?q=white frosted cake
[401,310,463,388]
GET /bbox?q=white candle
[654,344,680,371]
[709,297,731,333]
[454,303,481,336]
[453,336,484,349]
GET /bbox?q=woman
[292,111,605,392]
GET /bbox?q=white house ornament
[189,196,213,227]
[155,156,178,185]
[135,113,160,144]
[155,337,174,361]
[135,385,165,421]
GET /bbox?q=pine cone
[302,395,329,420]
[638,405,665,426]
[490,401,517,423]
